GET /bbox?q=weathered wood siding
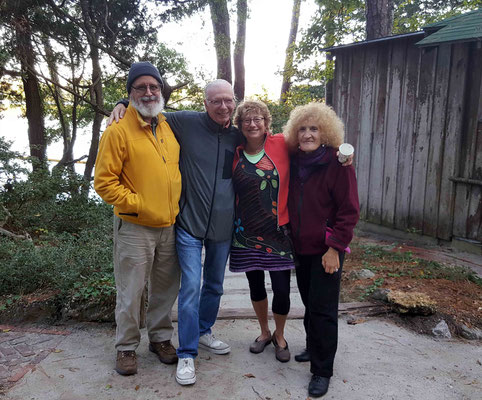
[332,37,482,242]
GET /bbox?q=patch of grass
[410,259,482,286]
[359,277,385,300]
[352,243,481,287]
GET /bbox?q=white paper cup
[338,143,354,163]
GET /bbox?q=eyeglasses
[242,117,265,126]
[131,84,162,94]
[207,98,235,106]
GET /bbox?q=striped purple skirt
[229,246,295,273]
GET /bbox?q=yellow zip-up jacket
[94,106,181,227]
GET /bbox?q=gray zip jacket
[166,111,241,241]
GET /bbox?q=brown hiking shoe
[115,350,137,375]
[149,340,178,364]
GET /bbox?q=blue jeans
[175,226,231,359]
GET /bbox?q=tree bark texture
[280,0,302,103]
[208,0,232,83]
[233,0,247,100]
[80,0,104,185]
[42,35,76,170]
[14,16,46,168]
[365,0,393,40]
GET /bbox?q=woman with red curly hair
[284,102,360,398]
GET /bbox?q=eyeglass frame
[131,84,162,94]
[206,98,236,107]
[241,117,265,126]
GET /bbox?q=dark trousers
[245,269,291,315]
[295,252,344,377]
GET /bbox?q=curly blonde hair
[233,100,272,132]
[283,102,344,152]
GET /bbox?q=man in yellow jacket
[94,62,181,376]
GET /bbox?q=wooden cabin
[326,9,482,252]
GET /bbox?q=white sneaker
[176,358,196,385]
[198,333,231,355]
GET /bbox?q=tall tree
[3,0,47,169]
[208,0,232,82]
[365,0,393,39]
[280,0,302,103]
[233,0,247,100]
[78,0,105,185]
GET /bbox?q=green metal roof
[416,8,482,47]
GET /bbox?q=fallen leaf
[2,329,11,333]
[105,384,112,389]
[53,349,63,353]
[135,385,140,391]
[243,373,256,378]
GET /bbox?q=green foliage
[0,137,28,183]
[355,243,481,287]
[254,86,325,134]
[359,277,385,300]
[0,229,113,296]
[393,0,482,34]
[0,139,114,298]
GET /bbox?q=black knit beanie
[126,61,163,94]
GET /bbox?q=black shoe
[308,375,330,398]
[294,348,310,362]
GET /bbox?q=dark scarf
[294,145,328,182]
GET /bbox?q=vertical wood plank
[444,43,470,238]
[408,46,437,232]
[395,41,420,231]
[382,40,406,227]
[357,46,378,221]
[368,43,389,224]
[457,42,482,240]
[470,79,482,241]
[344,48,363,148]
[337,51,351,131]
[333,52,342,115]
[422,44,451,238]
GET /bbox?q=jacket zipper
[204,132,221,238]
[151,119,174,223]
[296,182,304,241]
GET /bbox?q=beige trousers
[113,216,180,351]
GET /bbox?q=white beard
[130,94,165,119]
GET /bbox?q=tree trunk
[80,0,104,188]
[233,0,247,100]
[325,53,334,106]
[14,17,46,168]
[365,0,393,40]
[208,0,232,82]
[42,35,75,171]
[280,0,302,103]
[83,44,103,186]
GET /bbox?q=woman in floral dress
[229,100,294,363]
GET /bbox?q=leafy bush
[0,138,114,298]
[0,226,113,296]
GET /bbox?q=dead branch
[0,227,32,241]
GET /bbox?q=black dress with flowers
[229,152,295,273]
